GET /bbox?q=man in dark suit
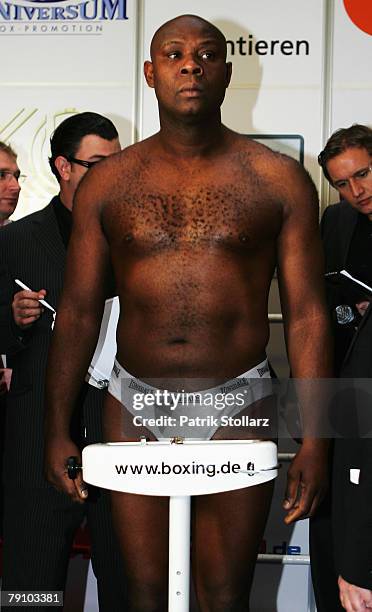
[0,141,22,544]
[310,124,372,611]
[0,140,21,392]
[336,304,372,611]
[0,112,126,610]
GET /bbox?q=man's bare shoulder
[113,135,159,165]
[231,133,303,173]
[74,136,157,209]
[234,135,318,206]
[93,137,156,181]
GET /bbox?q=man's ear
[54,156,71,182]
[225,62,232,88]
[144,60,155,88]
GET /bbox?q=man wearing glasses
[0,140,22,390]
[0,112,126,610]
[311,124,372,612]
[0,141,23,227]
[0,141,23,567]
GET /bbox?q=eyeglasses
[0,170,26,184]
[332,164,372,192]
[66,156,100,169]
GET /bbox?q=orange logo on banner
[343,0,372,35]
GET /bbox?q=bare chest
[103,176,282,254]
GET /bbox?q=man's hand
[44,435,88,504]
[12,289,46,329]
[0,368,12,395]
[339,575,372,611]
[355,300,370,317]
[283,439,329,524]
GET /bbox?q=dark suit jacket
[0,197,103,488]
[321,201,359,374]
[337,305,372,589]
[321,200,358,274]
[321,201,372,589]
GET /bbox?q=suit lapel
[343,303,372,367]
[339,204,369,367]
[30,197,66,273]
[338,203,358,268]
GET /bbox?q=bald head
[150,14,227,61]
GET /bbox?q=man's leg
[189,394,275,611]
[110,492,169,612]
[193,482,273,612]
[104,392,169,611]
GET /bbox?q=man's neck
[158,111,227,159]
[59,189,72,211]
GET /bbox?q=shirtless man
[45,14,332,611]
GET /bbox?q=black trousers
[309,436,359,612]
[1,485,127,611]
[310,490,343,612]
[0,394,5,540]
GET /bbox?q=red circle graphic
[343,0,372,36]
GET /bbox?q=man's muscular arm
[275,155,333,524]
[45,163,113,502]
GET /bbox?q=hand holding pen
[13,279,56,330]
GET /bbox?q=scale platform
[82,438,278,611]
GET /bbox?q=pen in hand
[14,279,56,313]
